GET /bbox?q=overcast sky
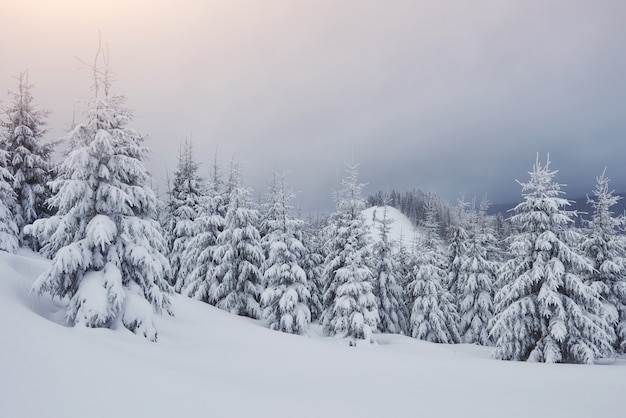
[3,0,626,213]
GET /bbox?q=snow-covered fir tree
[209,162,264,318]
[447,195,470,297]
[177,153,225,297]
[456,198,497,345]
[26,58,171,341]
[1,71,55,248]
[163,140,205,286]
[370,205,409,334]
[321,161,379,343]
[581,169,626,352]
[407,199,460,343]
[490,155,614,363]
[0,147,19,253]
[260,172,311,334]
[301,216,326,322]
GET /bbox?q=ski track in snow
[1,248,625,418]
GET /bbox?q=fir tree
[370,205,409,334]
[581,169,626,352]
[27,55,171,341]
[177,153,225,297]
[163,140,205,287]
[210,163,264,318]
[0,147,19,253]
[301,218,326,323]
[407,200,461,343]
[260,172,311,334]
[490,155,614,363]
[456,198,497,345]
[321,161,379,343]
[1,71,55,248]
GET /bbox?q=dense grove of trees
[2,66,626,363]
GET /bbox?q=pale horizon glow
[3,0,626,213]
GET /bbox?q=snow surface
[363,205,416,248]
[1,249,625,418]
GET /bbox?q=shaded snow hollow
[1,249,625,417]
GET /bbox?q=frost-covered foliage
[321,162,379,343]
[407,201,460,344]
[447,196,470,297]
[456,199,497,345]
[260,172,311,334]
[491,155,614,363]
[163,140,205,286]
[27,62,171,341]
[177,156,225,297]
[370,206,408,334]
[0,148,19,253]
[301,217,326,322]
[210,163,264,318]
[0,72,54,248]
[580,170,626,352]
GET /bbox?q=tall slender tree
[1,71,55,248]
[581,169,626,352]
[260,172,311,334]
[407,200,460,344]
[0,147,19,253]
[177,154,225,297]
[491,155,614,363]
[210,162,264,318]
[27,52,171,341]
[321,161,379,343]
[163,140,205,286]
[370,205,409,334]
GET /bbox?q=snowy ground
[1,249,625,418]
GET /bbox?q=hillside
[1,249,625,418]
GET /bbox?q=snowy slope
[1,250,625,418]
[363,205,417,249]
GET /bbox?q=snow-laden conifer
[456,198,497,345]
[581,169,626,352]
[1,72,55,248]
[210,163,264,318]
[27,57,171,341]
[163,140,205,287]
[260,172,311,334]
[0,148,19,253]
[370,205,409,334]
[407,200,460,343]
[321,162,379,343]
[447,196,470,296]
[177,155,225,297]
[491,155,614,363]
[301,217,326,322]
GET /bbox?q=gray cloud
[3,0,626,213]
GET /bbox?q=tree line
[1,62,625,364]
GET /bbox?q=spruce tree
[581,169,626,352]
[370,205,409,334]
[321,162,379,343]
[177,154,225,297]
[27,57,171,341]
[210,163,264,318]
[456,199,497,345]
[301,216,326,323]
[1,72,54,248]
[163,140,205,287]
[260,172,311,334]
[491,155,614,363]
[0,147,19,253]
[407,200,460,343]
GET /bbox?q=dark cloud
[3,0,626,213]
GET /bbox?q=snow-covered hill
[1,250,625,418]
[363,205,416,249]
